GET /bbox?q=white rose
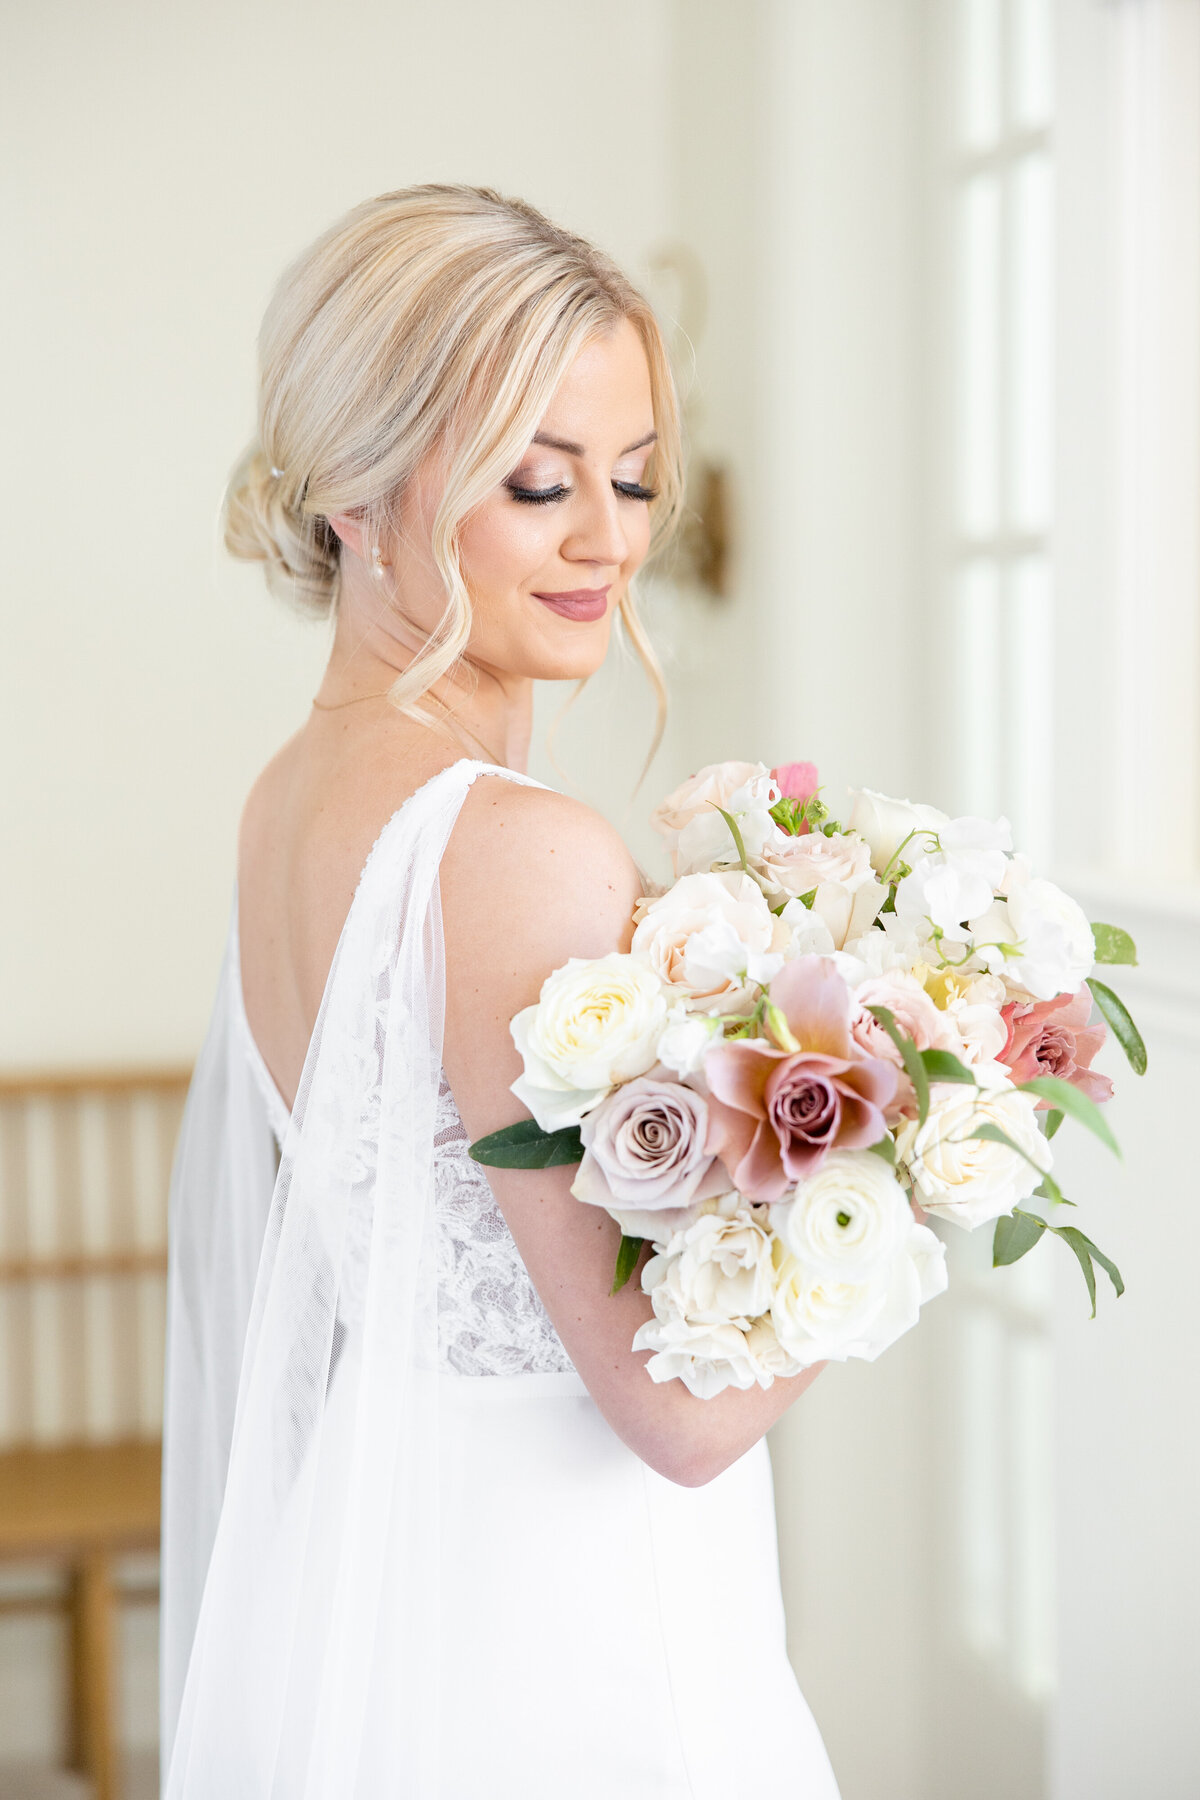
[893,1077,1051,1228]
[631,1311,763,1398]
[968,857,1094,1000]
[743,1316,804,1383]
[510,953,668,1132]
[632,870,788,1014]
[752,830,886,948]
[645,1193,776,1323]
[769,1149,913,1283]
[923,968,1008,1065]
[651,762,782,876]
[846,788,949,878]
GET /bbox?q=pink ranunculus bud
[771,761,820,802]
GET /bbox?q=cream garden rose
[510,953,668,1132]
[894,1076,1052,1228]
[751,829,886,948]
[641,1194,776,1325]
[651,761,782,877]
[631,870,789,1014]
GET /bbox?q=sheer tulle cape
[160,759,543,1797]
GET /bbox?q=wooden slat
[0,1439,161,1560]
[0,1250,168,1283]
[0,1067,192,1098]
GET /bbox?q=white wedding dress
[159,758,840,1799]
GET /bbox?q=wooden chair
[0,1068,191,1800]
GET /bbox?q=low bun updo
[223,183,683,730]
[223,447,341,614]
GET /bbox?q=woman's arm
[439,779,824,1488]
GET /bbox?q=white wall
[0,0,675,1071]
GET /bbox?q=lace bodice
[433,1073,574,1376]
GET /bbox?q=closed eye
[506,480,659,506]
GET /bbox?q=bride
[160,183,841,1799]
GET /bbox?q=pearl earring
[371,545,386,580]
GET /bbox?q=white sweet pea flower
[769,1150,912,1284]
[894,815,1013,937]
[968,856,1095,1000]
[893,1074,1051,1229]
[657,1007,722,1077]
[778,899,838,958]
[510,953,668,1132]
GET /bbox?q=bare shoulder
[441,776,642,968]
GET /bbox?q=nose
[561,477,629,569]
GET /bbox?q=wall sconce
[646,241,734,599]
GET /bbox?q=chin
[522,616,614,682]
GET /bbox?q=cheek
[457,501,552,595]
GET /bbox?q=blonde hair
[225,183,683,754]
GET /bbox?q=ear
[326,511,370,560]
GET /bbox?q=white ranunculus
[846,788,950,878]
[645,1193,776,1322]
[769,1150,912,1284]
[893,1076,1051,1229]
[770,1221,947,1366]
[510,953,668,1132]
[651,762,783,876]
[968,856,1095,1000]
[632,870,788,1014]
[656,1006,722,1077]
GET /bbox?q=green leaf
[1054,1223,1098,1316]
[1044,1222,1125,1317]
[469,1118,584,1168]
[714,806,749,873]
[867,1004,931,1125]
[611,1233,645,1294]
[1091,922,1138,966]
[993,1208,1046,1266]
[1087,976,1148,1076]
[1016,1075,1121,1156]
[1042,1108,1064,1140]
[865,1135,896,1163]
[919,1048,978,1086]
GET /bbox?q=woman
[160,183,840,1798]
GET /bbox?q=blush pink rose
[704,957,898,1202]
[998,989,1114,1106]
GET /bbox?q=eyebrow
[532,429,658,458]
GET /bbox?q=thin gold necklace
[310,686,506,767]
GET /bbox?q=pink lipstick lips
[531,584,611,622]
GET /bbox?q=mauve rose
[998,989,1114,1106]
[571,1074,729,1239]
[704,957,898,1202]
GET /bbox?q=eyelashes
[506,480,659,507]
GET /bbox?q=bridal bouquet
[471,761,1146,1397]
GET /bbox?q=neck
[319,588,533,773]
